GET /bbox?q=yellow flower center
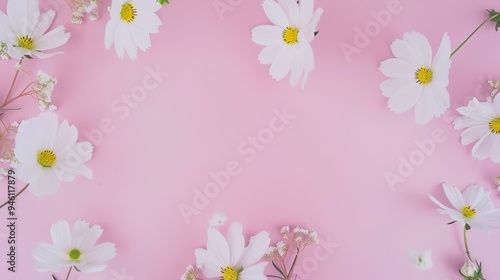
[37,150,57,167]
[462,206,476,219]
[415,67,433,85]
[18,36,34,50]
[120,2,137,23]
[221,266,239,280]
[283,26,299,45]
[489,117,500,134]
[69,249,81,260]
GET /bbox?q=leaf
[465,223,471,231]
[158,0,169,4]
[272,261,286,278]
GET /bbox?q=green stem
[450,13,500,58]
[0,183,29,209]
[463,225,473,262]
[65,266,72,280]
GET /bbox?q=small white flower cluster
[70,0,99,24]
[0,42,9,60]
[264,226,319,260]
[0,122,20,180]
[486,80,500,102]
[207,212,226,227]
[181,264,202,280]
[32,71,57,111]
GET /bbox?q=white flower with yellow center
[104,0,161,60]
[33,220,116,272]
[251,0,323,89]
[14,112,93,197]
[0,0,70,59]
[195,222,270,280]
[454,96,500,162]
[429,183,500,231]
[379,32,452,124]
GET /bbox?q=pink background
[1,0,500,279]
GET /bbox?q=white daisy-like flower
[207,212,227,227]
[407,248,433,270]
[429,183,500,231]
[454,96,500,162]
[14,112,93,197]
[104,0,161,60]
[0,0,70,59]
[195,222,270,280]
[33,220,116,272]
[379,32,452,124]
[251,0,323,88]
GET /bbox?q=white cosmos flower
[251,0,323,89]
[195,222,270,280]
[14,112,93,197]
[0,0,70,59]
[104,0,161,60]
[429,183,500,231]
[454,96,500,162]
[379,32,452,124]
[407,248,433,270]
[33,220,116,272]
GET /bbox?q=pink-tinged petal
[269,45,294,81]
[239,231,270,267]
[379,58,415,79]
[386,83,422,114]
[240,262,268,280]
[227,222,245,265]
[195,249,222,278]
[252,25,282,46]
[258,42,284,65]
[442,183,465,210]
[262,0,289,29]
[403,31,432,66]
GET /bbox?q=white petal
[431,33,451,87]
[379,58,415,78]
[442,182,465,210]
[35,25,70,51]
[386,83,422,114]
[414,86,438,124]
[380,77,415,98]
[262,0,289,29]
[79,243,116,272]
[252,25,282,46]
[258,42,284,65]
[206,227,230,268]
[390,38,420,68]
[74,222,103,251]
[130,24,151,52]
[227,222,245,266]
[33,169,61,196]
[31,10,55,40]
[300,7,323,43]
[298,0,314,27]
[472,133,498,160]
[239,231,270,267]
[460,125,490,145]
[277,0,299,26]
[195,249,222,278]
[403,31,432,66]
[269,45,294,81]
[240,262,268,280]
[33,243,68,272]
[51,221,72,251]
[289,44,307,87]
[104,18,119,49]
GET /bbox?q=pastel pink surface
[1,0,500,279]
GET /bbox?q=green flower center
[120,2,137,23]
[489,117,500,133]
[37,150,57,167]
[69,249,81,260]
[462,205,476,219]
[283,26,299,45]
[415,67,433,85]
[221,266,239,280]
[18,36,34,50]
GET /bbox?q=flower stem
[450,13,500,58]
[463,225,473,262]
[0,183,29,209]
[3,59,23,106]
[65,266,73,280]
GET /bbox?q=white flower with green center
[251,0,323,89]
[195,222,270,280]
[14,112,93,197]
[0,0,70,59]
[33,220,116,272]
[407,248,432,270]
[454,95,500,162]
[104,0,161,60]
[429,183,500,231]
[379,32,452,124]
